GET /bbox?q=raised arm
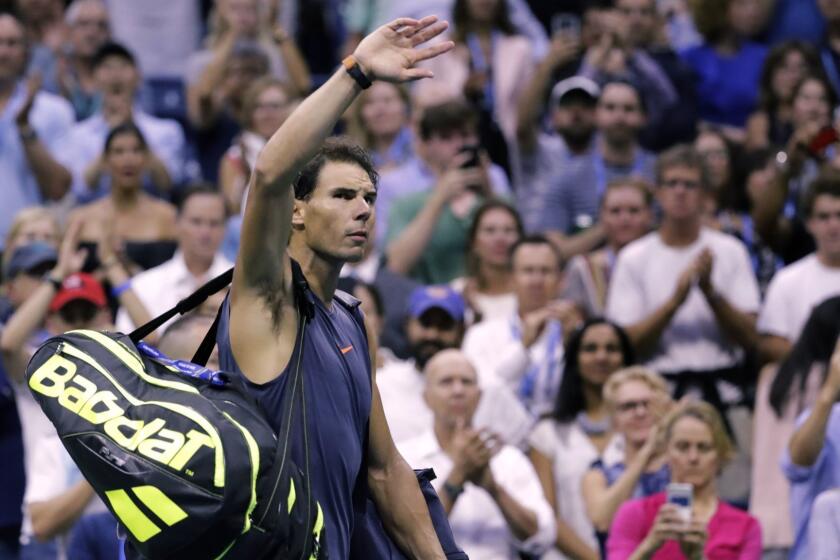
[788,342,840,467]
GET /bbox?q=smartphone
[458,144,480,169]
[807,126,840,158]
[666,483,693,523]
[551,13,581,41]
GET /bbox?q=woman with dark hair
[745,41,820,150]
[528,319,634,559]
[69,123,177,273]
[414,0,534,143]
[452,200,523,324]
[750,296,840,556]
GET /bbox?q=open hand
[353,16,454,83]
[52,220,88,280]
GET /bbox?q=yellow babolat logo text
[29,353,214,473]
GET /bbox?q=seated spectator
[607,401,762,560]
[531,80,656,259]
[56,42,186,201]
[52,0,111,120]
[751,296,840,557]
[218,78,298,214]
[615,0,699,150]
[782,339,840,560]
[115,187,232,333]
[399,348,556,559]
[679,0,768,136]
[377,285,533,447]
[0,13,74,249]
[578,2,686,152]
[515,75,597,231]
[528,319,635,560]
[463,235,582,416]
[345,82,413,172]
[384,100,511,284]
[745,41,819,151]
[582,367,672,551]
[453,200,523,324]
[696,134,783,293]
[68,123,178,272]
[3,207,61,257]
[563,178,653,317]
[757,172,840,363]
[186,0,311,174]
[606,145,760,413]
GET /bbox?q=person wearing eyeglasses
[605,145,760,423]
[581,366,673,555]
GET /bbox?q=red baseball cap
[49,273,107,312]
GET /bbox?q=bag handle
[129,267,234,344]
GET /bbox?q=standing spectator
[0,13,74,250]
[744,41,819,151]
[528,319,635,560]
[53,0,111,121]
[399,349,556,560]
[582,367,672,552]
[607,401,762,560]
[384,100,511,284]
[680,0,768,135]
[515,74,597,233]
[453,200,523,324]
[462,235,582,416]
[532,80,655,259]
[606,145,760,414]
[377,285,533,448]
[781,340,840,560]
[615,0,699,150]
[218,78,298,214]
[68,123,177,272]
[115,187,232,333]
[563,178,653,317]
[415,0,535,145]
[757,172,840,363]
[345,82,413,172]
[56,42,186,201]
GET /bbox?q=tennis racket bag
[24,265,327,559]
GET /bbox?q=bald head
[423,349,481,427]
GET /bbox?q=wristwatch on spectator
[42,273,63,291]
[443,480,464,502]
[19,125,38,144]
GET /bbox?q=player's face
[296,161,376,264]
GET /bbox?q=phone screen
[551,13,581,40]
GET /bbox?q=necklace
[576,411,610,436]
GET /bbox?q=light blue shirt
[0,83,74,250]
[375,156,511,250]
[781,403,840,560]
[55,107,186,200]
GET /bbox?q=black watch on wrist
[442,480,464,502]
[342,55,372,89]
[19,126,38,143]
[42,273,63,291]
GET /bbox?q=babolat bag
[24,266,327,559]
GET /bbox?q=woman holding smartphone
[607,401,761,560]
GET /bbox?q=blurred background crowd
[1,0,840,559]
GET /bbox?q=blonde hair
[603,366,670,410]
[663,400,736,465]
[344,83,411,150]
[239,77,295,129]
[4,207,60,253]
[205,0,272,49]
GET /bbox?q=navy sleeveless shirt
[216,286,372,560]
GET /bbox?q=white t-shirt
[377,358,534,447]
[528,420,623,558]
[757,253,840,342]
[606,228,760,373]
[399,431,556,560]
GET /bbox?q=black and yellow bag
[24,266,327,559]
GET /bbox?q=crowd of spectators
[1,0,840,559]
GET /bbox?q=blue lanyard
[510,317,562,406]
[466,31,499,112]
[593,150,648,200]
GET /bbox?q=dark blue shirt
[217,288,372,560]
